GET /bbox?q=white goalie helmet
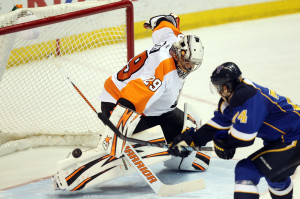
[170,35,204,78]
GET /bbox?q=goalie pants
[101,102,184,143]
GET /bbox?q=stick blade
[158,178,205,197]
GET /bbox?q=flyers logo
[102,135,112,150]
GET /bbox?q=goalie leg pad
[53,148,131,191]
[164,150,210,171]
[53,129,170,191]
[98,105,141,158]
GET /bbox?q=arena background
[0,0,299,40]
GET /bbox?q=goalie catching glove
[98,105,141,158]
[168,127,197,157]
[144,13,180,30]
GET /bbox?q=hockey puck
[72,148,82,158]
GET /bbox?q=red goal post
[0,0,134,156]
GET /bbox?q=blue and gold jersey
[207,79,300,144]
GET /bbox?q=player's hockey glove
[213,138,236,160]
[144,13,180,30]
[168,127,196,157]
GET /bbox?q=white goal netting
[0,0,134,156]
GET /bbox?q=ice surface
[1,159,269,199]
[1,13,300,199]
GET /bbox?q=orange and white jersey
[99,20,184,116]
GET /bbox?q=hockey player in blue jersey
[168,62,300,199]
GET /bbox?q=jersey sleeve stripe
[104,76,121,101]
[293,110,300,117]
[120,78,154,114]
[243,79,289,113]
[263,122,286,134]
[206,120,231,129]
[230,126,257,141]
[153,21,182,37]
[155,58,176,78]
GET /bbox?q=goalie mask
[170,35,204,78]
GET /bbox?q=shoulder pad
[229,82,257,110]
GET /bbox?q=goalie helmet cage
[0,0,134,156]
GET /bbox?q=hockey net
[0,0,134,156]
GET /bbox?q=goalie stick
[52,60,207,196]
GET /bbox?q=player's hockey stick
[53,61,206,195]
[53,60,212,152]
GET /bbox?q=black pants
[101,102,184,143]
[249,140,300,182]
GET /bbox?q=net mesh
[0,0,132,156]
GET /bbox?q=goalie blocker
[52,104,211,192]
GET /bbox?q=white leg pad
[164,150,211,171]
[53,127,170,191]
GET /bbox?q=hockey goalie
[52,13,211,192]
